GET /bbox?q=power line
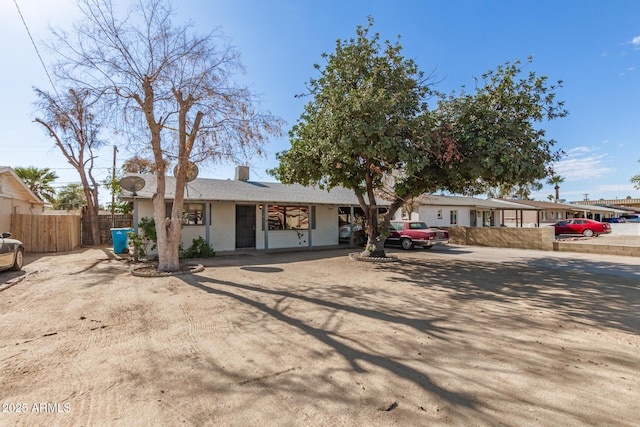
[12,0,59,96]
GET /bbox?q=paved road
[408,244,640,280]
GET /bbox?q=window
[165,203,206,225]
[266,205,315,230]
[409,222,428,229]
[450,210,458,225]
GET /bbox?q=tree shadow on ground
[179,273,478,411]
[382,254,639,334]
[167,253,639,425]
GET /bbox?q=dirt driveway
[1,245,638,426]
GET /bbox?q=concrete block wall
[553,242,640,257]
[446,226,555,251]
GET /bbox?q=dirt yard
[1,246,638,426]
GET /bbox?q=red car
[386,220,449,250]
[551,219,611,237]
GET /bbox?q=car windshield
[409,222,429,229]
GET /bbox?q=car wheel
[582,229,594,237]
[11,248,24,271]
[400,238,413,250]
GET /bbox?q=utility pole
[112,145,118,227]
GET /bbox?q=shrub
[180,236,215,258]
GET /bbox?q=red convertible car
[551,219,611,237]
[386,220,449,250]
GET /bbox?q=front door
[236,205,256,248]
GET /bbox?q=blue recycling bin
[111,228,133,254]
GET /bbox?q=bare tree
[123,156,161,174]
[50,0,282,271]
[33,88,104,246]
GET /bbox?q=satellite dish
[119,176,146,195]
[174,162,199,182]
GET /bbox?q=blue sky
[1,0,639,204]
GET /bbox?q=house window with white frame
[450,210,458,225]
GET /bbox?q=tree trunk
[78,170,101,246]
[151,164,185,272]
[87,208,100,246]
[360,236,386,258]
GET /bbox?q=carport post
[133,198,139,234]
[263,203,269,253]
[133,198,139,262]
[308,204,313,251]
[350,206,355,247]
[205,202,210,246]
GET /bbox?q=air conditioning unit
[235,166,250,181]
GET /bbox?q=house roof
[120,174,377,206]
[416,194,541,210]
[494,198,625,214]
[0,166,45,206]
[567,202,626,214]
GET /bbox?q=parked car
[620,214,640,222]
[0,232,24,272]
[551,219,611,237]
[338,223,367,246]
[386,220,449,250]
[601,217,626,223]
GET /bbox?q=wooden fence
[81,213,133,246]
[11,214,81,253]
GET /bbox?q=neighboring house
[120,168,382,253]
[571,197,640,211]
[0,166,45,232]
[494,199,626,227]
[406,194,541,227]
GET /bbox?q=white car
[339,224,366,245]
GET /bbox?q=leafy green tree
[487,181,543,200]
[102,168,132,214]
[546,174,565,202]
[271,19,566,257]
[55,183,86,210]
[14,166,58,203]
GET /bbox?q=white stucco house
[120,168,382,253]
[492,199,626,227]
[0,166,45,232]
[408,194,541,227]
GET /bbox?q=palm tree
[14,166,58,204]
[546,194,554,202]
[546,174,565,202]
